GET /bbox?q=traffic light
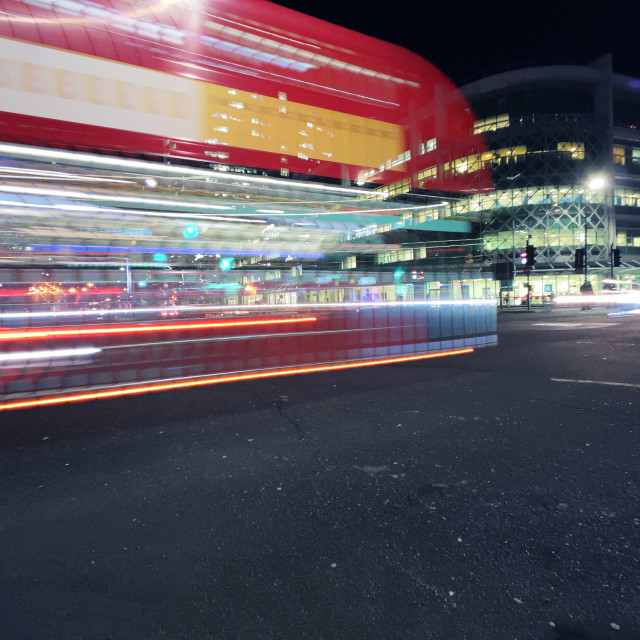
[612,247,621,267]
[574,248,585,274]
[525,244,537,267]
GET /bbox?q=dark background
[272,0,639,83]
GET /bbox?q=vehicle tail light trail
[0,316,317,341]
[0,348,473,412]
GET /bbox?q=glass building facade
[455,56,640,298]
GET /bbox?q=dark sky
[271,0,639,84]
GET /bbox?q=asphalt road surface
[1,306,639,639]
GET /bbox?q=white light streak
[0,185,234,211]
[0,197,267,225]
[0,143,373,196]
[0,299,497,321]
[555,293,640,305]
[0,347,101,363]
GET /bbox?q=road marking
[531,322,619,329]
[532,322,583,327]
[551,378,640,388]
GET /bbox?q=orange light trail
[0,316,317,341]
[0,348,474,412]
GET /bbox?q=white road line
[531,322,619,329]
[532,322,584,326]
[551,378,640,388]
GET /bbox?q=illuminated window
[279,105,287,114]
[418,166,437,182]
[633,149,640,165]
[384,178,411,197]
[228,101,244,110]
[278,92,287,101]
[614,188,640,206]
[213,126,228,133]
[341,255,356,269]
[613,146,625,165]
[557,142,584,159]
[473,114,509,134]
[420,137,436,154]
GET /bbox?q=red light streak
[0,316,317,341]
[0,348,474,411]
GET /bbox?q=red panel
[32,6,69,51]
[83,25,120,62]
[3,3,41,43]
[0,0,491,193]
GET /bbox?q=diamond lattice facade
[457,55,640,282]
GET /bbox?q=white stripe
[0,347,101,362]
[551,378,640,389]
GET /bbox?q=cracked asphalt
[1,306,639,639]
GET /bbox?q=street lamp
[583,173,608,283]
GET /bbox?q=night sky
[271,0,639,84]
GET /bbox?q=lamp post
[584,173,607,286]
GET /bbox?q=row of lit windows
[473,114,640,169]
[443,143,586,176]
[617,232,640,247]
[450,185,640,216]
[385,142,589,193]
[212,98,397,139]
[361,186,640,244]
[613,146,640,165]
[473,114,510,134]
[373,178,412,198]
[361,138,436,182]
[451,185,606,216]
[483,229,608,252]
[615,188,640,206]
[375,248,425,264]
